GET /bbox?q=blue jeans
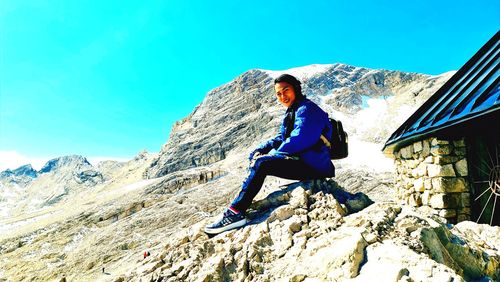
[230,154,324,213]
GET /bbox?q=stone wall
[393,137,470,223]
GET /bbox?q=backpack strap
[320,134,331,148]
[284,108,295,139]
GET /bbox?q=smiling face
[274,81,296,108]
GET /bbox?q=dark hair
[274,74,304,99]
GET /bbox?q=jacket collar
[287,97,307,113]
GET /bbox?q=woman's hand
[248,149,263,161]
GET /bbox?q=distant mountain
[0,151,157,220]
[0,155,105,216]
[38,155,92,174]
[0,164,38,190]
[0,155,96,189]
[0,155,93,182]
[0,164,37,179]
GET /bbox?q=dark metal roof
[383,31,500,155]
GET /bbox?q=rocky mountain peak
[13,164,38,178]
[0,164,37,179]
[38,155,92,174]
[0,170,12,179]
[0,164,38,189]
[134,150,152,161]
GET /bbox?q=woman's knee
[252,156,276,173]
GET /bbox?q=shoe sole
[204,218,248,235]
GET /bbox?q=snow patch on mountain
[339,138,394,173]
[262,63,335,80]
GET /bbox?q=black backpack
[320,118,348,159]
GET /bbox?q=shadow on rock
[247,178,374,225]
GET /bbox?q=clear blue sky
[0,0,499,169]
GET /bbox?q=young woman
[205,74,335,234]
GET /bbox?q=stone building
[383,31,499,225]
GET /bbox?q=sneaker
[204,208,247,235]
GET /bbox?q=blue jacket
[256,98,335,177]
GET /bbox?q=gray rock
[74,170,104,185]
[419,224,500,281]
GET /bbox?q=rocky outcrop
[144,167,225,195]
[418,223,500,280]
[122,180,375,281]
[74,170,104,186]
[120,180,499,282]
